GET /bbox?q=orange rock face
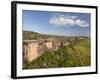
[23,39,69,62]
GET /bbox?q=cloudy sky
[22,10,91,36]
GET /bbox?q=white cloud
[75,19,89,27]
[49,14,89,27]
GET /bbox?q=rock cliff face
[23,38,69,62]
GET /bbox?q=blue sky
[22,10,91,36]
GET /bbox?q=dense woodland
[23,31,91,69]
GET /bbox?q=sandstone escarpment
[23,38,70,62]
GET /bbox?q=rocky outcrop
[23,38,70,62]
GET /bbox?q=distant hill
[23,31,67,40]
[23,31,90,40]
